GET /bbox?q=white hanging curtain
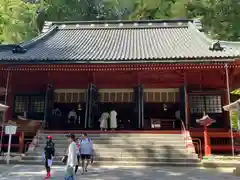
[0,103,9,112]
[223,99,240,112]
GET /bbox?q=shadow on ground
[0,165,238,180]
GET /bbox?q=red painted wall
[7,69,227,91]
[0,68,228,121]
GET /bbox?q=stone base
[233,165,240,176]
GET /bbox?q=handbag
[65,165,74,177]
[62,155,68,164]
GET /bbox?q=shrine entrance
[96,87,142,130]
[143,89,181,130]
[51,89,87,130]
[50,87,181,130]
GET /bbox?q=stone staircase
[20,132,201,166]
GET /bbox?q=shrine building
[0,19,240,153]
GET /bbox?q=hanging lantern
[163,104,167,111]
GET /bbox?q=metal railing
[180,120,188,150]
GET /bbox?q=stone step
[37,145,187,152]
[22,155,199,162]
[39,134,184,139]
[38,139,185,144]
[22,153,199,161]
[38,142,186,149]
[33,147,192,156]
[202,160,240,168]
[38,137,184,142]
[12,159,201,167]
[39,133,182,137]
[26,151,197,158]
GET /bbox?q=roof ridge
[0,44,19,52]
[188,22,240,49]
[188,22,213,45]
[41,21,53,33]
[20,25,57,49]
[58,25,188,30]
[219,40,240,48]
[50,19,193,25]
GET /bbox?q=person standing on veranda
[110,109,118,131]
[99,112,109,131]
[68,109,77,124]
[64,134,78,180]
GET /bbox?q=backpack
[45,141,54,151]
[80,138,91,143]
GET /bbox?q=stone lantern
[196,114,216,157]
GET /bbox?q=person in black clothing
[44,136,55,179]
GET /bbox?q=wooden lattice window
[189,95,222,114]
[99,91,133,102]
[55,91,86,103]
[14,96,29,113]
[189,96,205,113]
[205,95,222,113]
[144,90,178,103]
[31,96,45,113]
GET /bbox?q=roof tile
[0,20,239,63]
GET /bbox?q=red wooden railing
[24,135,41,152]
[180,120,202,159]
[0,131,24,153]
[191,138,202,159]
[193,142,202,159]
[0,130,41,153]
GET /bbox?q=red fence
[0,131,27,153]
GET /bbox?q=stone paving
[0,165,238,180]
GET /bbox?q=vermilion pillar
[204,125,211,156]
[5,69,12,122]
[197,115,215,157]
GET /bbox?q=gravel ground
[0,165,238,180]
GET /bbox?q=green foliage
[0,0,38,44]
[230,111,239,130]
[129,0,176,20]
[0,0,240,43]
[186,0,240,41]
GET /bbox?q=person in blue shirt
[80,133,93,174]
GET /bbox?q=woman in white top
[110,110,118,131]
[99,112,109,131]
[64,134,77,180]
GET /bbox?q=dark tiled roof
[0,19,240,64]
[0,45,19,52]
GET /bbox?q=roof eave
[0,57,236,65]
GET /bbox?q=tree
[129,0,176,20]
[100,0,134,20]
[171,0,188,19]
[1,0,240,43]
[0,0,38,44]
[186,0,240,41]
